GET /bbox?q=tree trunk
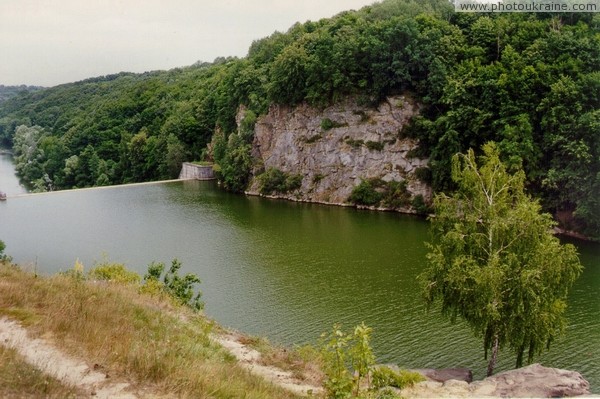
[487,334,499,377]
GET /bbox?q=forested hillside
[0,85,42,104]
[0,0,598,237]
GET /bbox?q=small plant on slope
[142,259,204,311]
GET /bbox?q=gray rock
[400,364,591,398]
[485,363,591,398]
[413,368,474,383]
[244,95,432,208]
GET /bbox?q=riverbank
[0,261,316,398]
[0,261,594,398]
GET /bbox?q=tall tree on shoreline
[420,142,582,376]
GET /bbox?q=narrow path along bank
[0,315,321,398]
[0,317,137,398]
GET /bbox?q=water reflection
[0,178,598,389]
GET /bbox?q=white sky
[0,0,377,87]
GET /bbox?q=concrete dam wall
[179,163,215,180]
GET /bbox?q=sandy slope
[0,316,321,397]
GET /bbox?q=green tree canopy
[420,142,582,376]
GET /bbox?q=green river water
[1,154,598,389]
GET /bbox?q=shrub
[372,366,425,390]
[89,261,140,284]
[381,180,410,208]
[321,118,347,131]
[411,194,431,215]
[349,179,383,206]
[413,167,432,184]
[352,110,370,123]
[365,141,384,151]
[258,167,303,195]
[344,138,364,148]
[350,179,414,209]
[0,240,11,262]
[142,259,203,311]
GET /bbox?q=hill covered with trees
[0,0,598,237]
[0,85,43,104]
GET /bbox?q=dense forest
[0,0,598,237]
[0,85,43,104]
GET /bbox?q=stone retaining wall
[179,163,215,180]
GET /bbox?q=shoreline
[4,178,186,199]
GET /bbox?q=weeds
[320,323,420,399]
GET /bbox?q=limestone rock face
[247,95,431,209]
[401,364,591,398]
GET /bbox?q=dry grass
[0,262,300,398]
[0,345,83,398]
[239,335,325,387]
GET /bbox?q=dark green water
[1,175,598,388]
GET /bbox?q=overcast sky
[0,0,377,87]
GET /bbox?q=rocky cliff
[246,95,431,211]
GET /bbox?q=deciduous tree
[420,142,582,376]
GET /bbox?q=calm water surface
[0,153,27,196]
[0,159,598,389]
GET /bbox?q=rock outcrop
[246,95,431,210]
[400,364,591,398]
[413,368,473,383]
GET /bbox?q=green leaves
[320,322,376,399]
[421,142,583,375]
[143,259,204,312]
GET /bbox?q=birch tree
[421,142,582,376]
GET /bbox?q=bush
[142,259,203,311]
[320,323,375,399]
[413,167,432,184]
[372,366,425,390]
[365,141,384,151]
[89,261,140,284]
[411,194,431,215]
[344,138,364,148]
[0,240,10,262]
[381,180,410,209]
[321,118,347,131]
[349,179,383,206]
[258,167,303,195]
[349,178,413,209]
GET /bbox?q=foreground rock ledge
[401,364,591,398]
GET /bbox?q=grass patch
[0,262,299,398]
[0,345,83,398]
